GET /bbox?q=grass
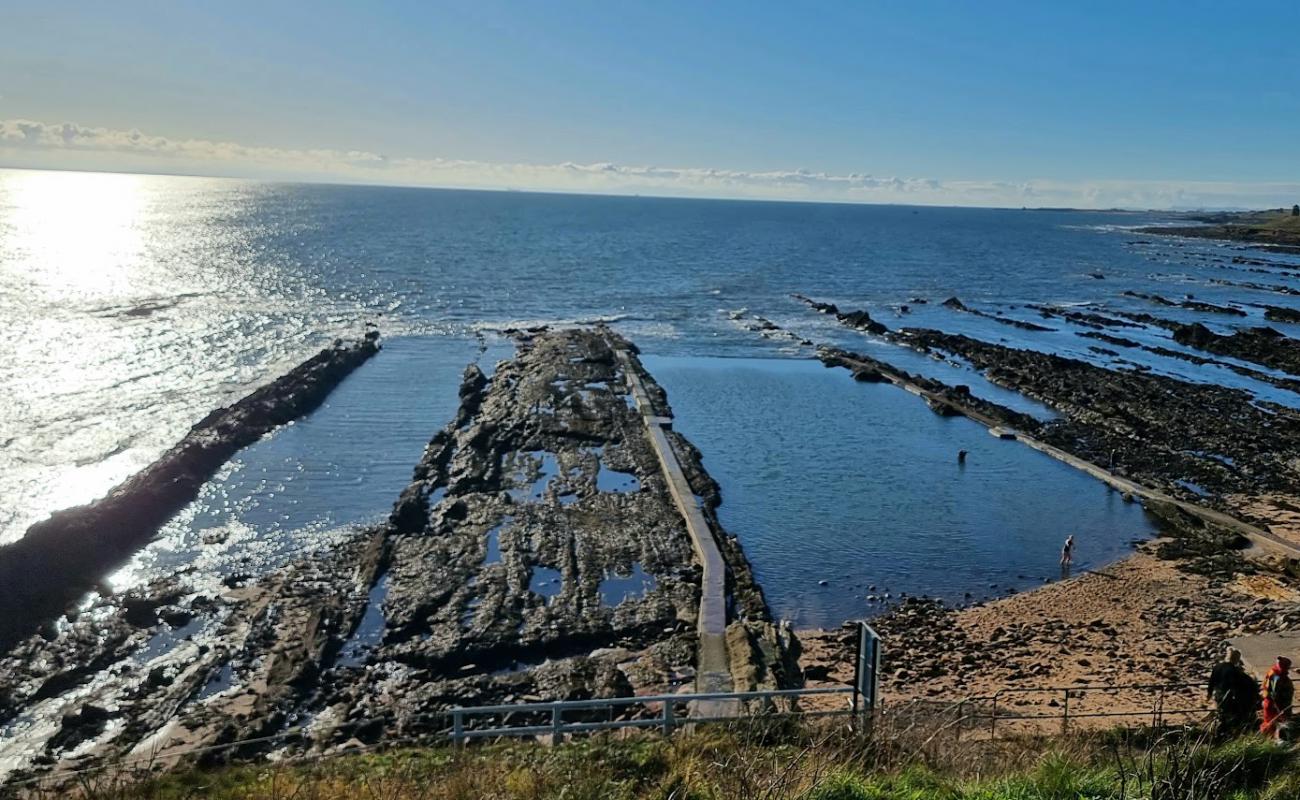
[1242,211,1300,234]
[23,721,1300,800]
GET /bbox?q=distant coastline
[1137,208,1300,251]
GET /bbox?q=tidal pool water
[645,355,1160,628]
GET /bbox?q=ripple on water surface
[110,335,510,591]
[643,354,1160,628]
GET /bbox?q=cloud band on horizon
[2,118,1296,210]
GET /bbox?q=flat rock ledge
[0,327,790,787]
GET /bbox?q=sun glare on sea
[1,170,149,300]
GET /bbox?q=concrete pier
[615,348,736,714]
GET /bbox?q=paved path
[615,348,736,714]
[830,351,1300,560]
[1231,631,1300,677]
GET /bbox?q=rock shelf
[0,328,787,785]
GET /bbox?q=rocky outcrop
[1209,277,1300,297]
[0,331,382,653]
[1170,324,1300,377]
[1122,291,1246,317]
[1076,330,1300,396]
[792,294,889,334]
[0,328,780,785]
[940,297,1055,332]
[1029,305,1145,330]
[1262,305,1300,324]
[897,327,1300,506]
[816,346,1044,435]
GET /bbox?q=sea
[4,167,1299,627]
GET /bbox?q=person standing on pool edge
[1060,534,1075,579]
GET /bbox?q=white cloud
[2,118,1297,209]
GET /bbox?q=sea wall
[0,331,382,652]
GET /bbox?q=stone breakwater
[0,331,382,652]
[0,328,794,786]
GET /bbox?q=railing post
[956,700,966,742]
[551,705,563,745]
[1062,690,1070,735]
[452,710,463,745]
[663,699,675,734]
[990,693,999,738]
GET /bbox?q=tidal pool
[644,354,1160,628]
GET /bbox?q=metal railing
[449,686,856,742]
[5,681,1222,792]
[957,682,1213,738]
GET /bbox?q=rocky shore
[0,328,787,786]
[0,331,382,653]
[799,546,1300,723]
[782,293,1300,723]
[1137,210,1300,253]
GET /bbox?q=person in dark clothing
[1207,647,1259,736]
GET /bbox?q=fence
[3,680,1217,793]
[919,681,1214,741]
[449,686,856,742]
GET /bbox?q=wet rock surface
[0,328,778,786]
[0,331,383,653]
[893,327,1300,508]
[1121,290,1247,317]
[939,296,1056,332]
[1168,323,1300,377]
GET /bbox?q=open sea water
[5,168,1300,626]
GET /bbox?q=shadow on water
[644,354,1160,628]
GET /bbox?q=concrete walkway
[1231,631,1300,678]
[829,351,1300,561]
[615,349,736,714]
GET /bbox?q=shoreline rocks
[0,327,781,785]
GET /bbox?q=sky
[1,1,1298,208]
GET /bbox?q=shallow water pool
[644,354,1160,628]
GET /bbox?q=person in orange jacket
[1260,656,1294,738]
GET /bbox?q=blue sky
[1,1,1298,207]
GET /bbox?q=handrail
[451,685,852,716]
[975,681,1210,736]
[449,686,857,741]
[6,680,1226,791]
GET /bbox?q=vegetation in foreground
[22,721,1300,800]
